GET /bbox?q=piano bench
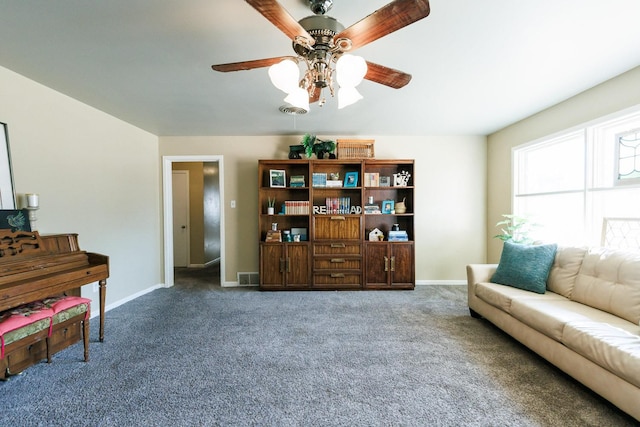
[0,296,91,379]
[45,296,91,363]
[0,303,55,379]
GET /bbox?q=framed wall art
[0,122,16,209]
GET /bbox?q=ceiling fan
[211,0,431,111]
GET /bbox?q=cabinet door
[390,243,414,287]
[260,244,285,287]
[285,243,310,288]
[365,243,391,287]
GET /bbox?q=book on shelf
[364,204,381,214]
[324,197,351,214]
[325,180,343,188]
[388,230,409,241]
[312,173,327,187]
[364,172,379,187]
[283,200,310,215]
[290,175,305,187]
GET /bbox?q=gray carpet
[1,284,636,426]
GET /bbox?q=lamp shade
[338,87,363,109]
[268,59,300,94]
[284,87,310,111]
[336,54,367,88]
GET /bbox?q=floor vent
[237,272,259,286]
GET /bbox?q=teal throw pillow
[491,241,558,294]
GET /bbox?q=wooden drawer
[313,242,361,255]
[314,216,361,240]
[313,272,362,287]
[314,257,361,270]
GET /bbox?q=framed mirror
[0,122,16,209]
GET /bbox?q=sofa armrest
[466,264,498,314]
[466,264,498,285]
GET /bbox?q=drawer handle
[331,273,345,278]
[330,243,346,248]
[330,216,346,221]
[331,258,345,263]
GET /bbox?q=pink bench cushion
[0,303,54,358]
[44,296,91,316]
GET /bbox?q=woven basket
[336,139,375,159]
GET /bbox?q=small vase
[288,145,304,159]
[267,207,275,215]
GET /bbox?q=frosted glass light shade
[268,59,299,93]
[284,87,309,111]
[336,54,367,88]
[338,87,363,109]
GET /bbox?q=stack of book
[388,230,409,241]
[290,175,305,187]
[364,204,381,214]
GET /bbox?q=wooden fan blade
[245,0,314,45]
[212,56,296,72]
[334,0,430,51]
[364,62,412,89]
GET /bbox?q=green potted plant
[301,133,336,159]
[494,214,537,244]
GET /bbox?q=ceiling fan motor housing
[308,0,333,15]
[294,15,346,89]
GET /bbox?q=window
[616,129,640,184]
[513,107,640,247]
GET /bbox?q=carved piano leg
[99,279,106,342]
[82,319,89,362]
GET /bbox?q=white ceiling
[1,0,639,137]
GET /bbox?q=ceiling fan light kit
[211,0,431,112]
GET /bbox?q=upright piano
[0,230,109,374]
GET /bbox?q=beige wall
[0,66,162,308]
[159,135,487,283]
[487,66,640,262]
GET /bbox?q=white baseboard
[89,283,164,318]
[416,280,467,286]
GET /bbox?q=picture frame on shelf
[382,199,395,214]
[379,176,391,187]
[270,169,286,188]
[344,171,358,187]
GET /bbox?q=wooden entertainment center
[258,159,414,290]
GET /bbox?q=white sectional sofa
[467,243,640,421]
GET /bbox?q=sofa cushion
[509,298,637,343]
[491,242,558,294]
[547,246,587,298]
[475,282,565,314]
[572,248,640,325]
[563,321,640,389]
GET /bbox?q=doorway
[162,156,225,287]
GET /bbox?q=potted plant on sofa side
[494,214,537,244]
